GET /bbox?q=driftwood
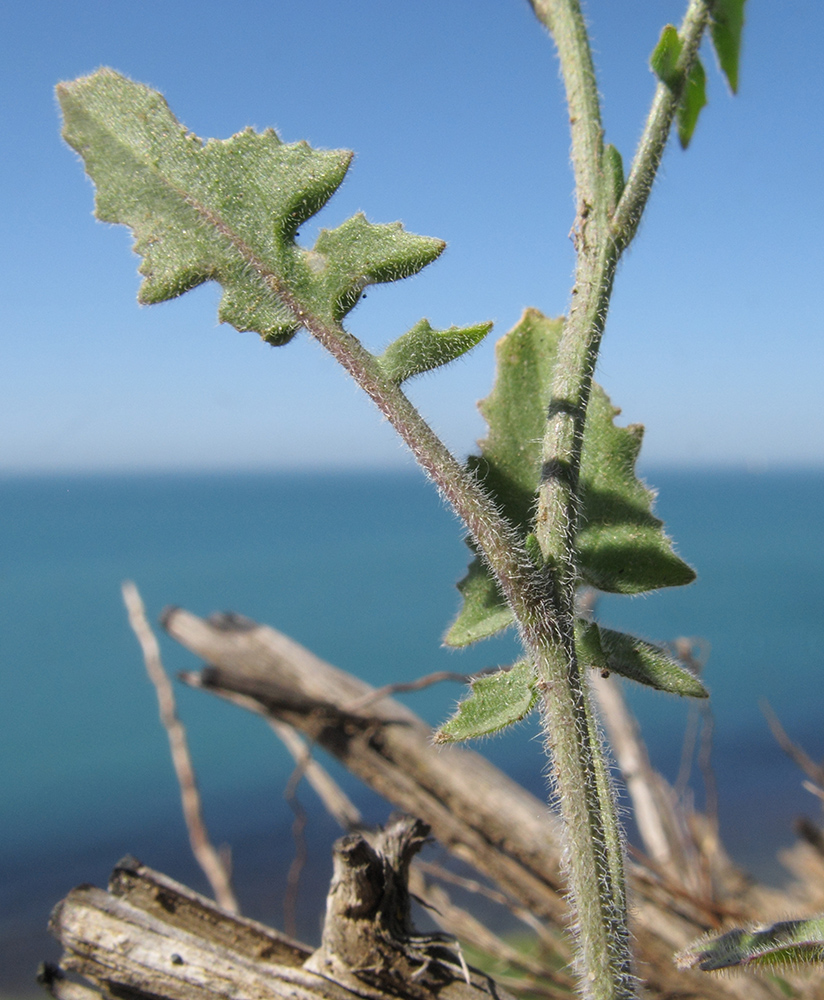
[46,606,824,1000]
[45,823,513,1000]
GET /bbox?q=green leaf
[650,25,682,89]
[434,661,537,743]
[595,627,707,698]
[57,69,444,344]
[576,378,696,595]
[710,0,747,94]
[650,26,708,150]
[603,144,625,215]
[310,215,445,322]
[378,319,493,385]
[678,57,708,150]
[444,557,514,647]
[445,309,695,648]
[677,917,824,973]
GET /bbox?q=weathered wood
[163,607,798,1000]
[48,826,516,1000]
[166,608,569,926]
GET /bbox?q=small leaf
[596,627,707,697]
[58,69,445,344]
[678,57,708,150]
[710,0,747,94]
[650,25,682,89]
[603,144,625,215]
[434,661,536,743]
[575,618,608,673]
[445,557,514,647]
[446,310,695,647]
[311,215,444,322]
[378,319,493,385]
[677,917,824,972]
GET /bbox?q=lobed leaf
[710,0,747,94]
[378,319,493,385]
[677,917,824,972]
[445,309,694,648]
[434,661,537,744]
[57,69,444,344]
[576,376,696,595]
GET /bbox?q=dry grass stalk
[121,580,239,914]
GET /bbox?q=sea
[2,469,823,997]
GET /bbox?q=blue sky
[3,1,822,472]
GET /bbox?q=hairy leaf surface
[576,620,706,697]
[58,69,444,344]
[446,309,694,647]
[379,319,493,385]
[434,661,537,743]
[440,616,704,744]
[677,917,824,972]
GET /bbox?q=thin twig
[121,580,239,913]
[414,859,557,947]
[762,700,824,789]
[270,718,363,830]
[283,759,309,941]
[343,669,494,713]
[408,867,575,997]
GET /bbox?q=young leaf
[677,917,824,972]
[678,58,708,150]
[650,25,682,90]
[603,144,625,216]
[650,26,708,150]
[57,69,444,344]
[595,627,707,698]
[434,660,537,744]
[444,557,514,647]
[378,319,493,385]
[445,309,695,647]
[710,0,747,94]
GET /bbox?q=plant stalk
[526,2,712,998]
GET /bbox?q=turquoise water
[2,470,823,994]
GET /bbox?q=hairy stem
[526,1,710,997]
[280,295,560,648]
[612,0,712,249]
[527,0,605,215]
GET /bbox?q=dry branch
[47,829,517,1000]
[162,607,800,1000]
[122,581,239,914]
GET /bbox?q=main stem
[527,2,710,998]
[527,2,635,997]
[291,4,711,997]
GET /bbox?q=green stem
[612,0,712,249]
[527,0,605,215]
[528,2,710,997]
[527,4,635,998]
[277,293,561,648]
